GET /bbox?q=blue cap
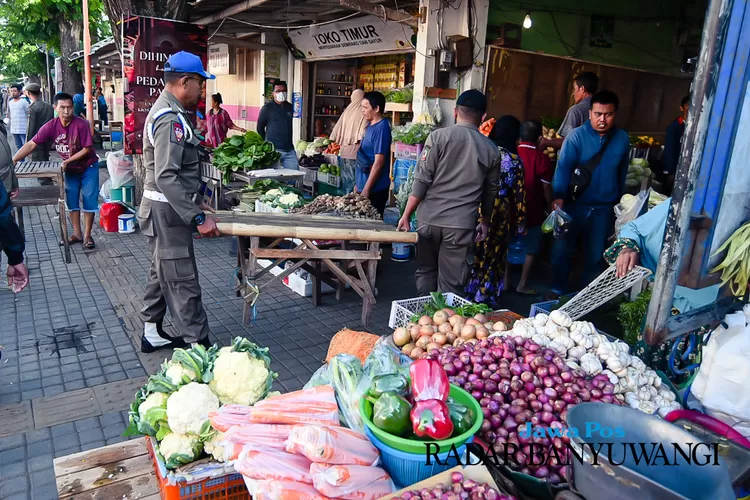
[164,51,215,80]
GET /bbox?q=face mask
[275,92,287,101]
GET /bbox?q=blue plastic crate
[364,426,470,489]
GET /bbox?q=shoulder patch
[171,122,185,144]
[420,145,431,162]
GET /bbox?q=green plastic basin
[360,383,482,454]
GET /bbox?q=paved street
[0,172,418,499]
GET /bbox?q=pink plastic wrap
[245,478,332,500]
[286,425,380,466]
[220,424,293,460]
[234,449,313,483]
[309,463,393,499]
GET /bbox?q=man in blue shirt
[356,91,391,215]
[549,90,630,296]
[0,180,29,293]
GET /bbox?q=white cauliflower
[159,432,202,468]
[166,382,219,435]
[138,392,167,420]
[165,361,198,386]
[209,347,273,405]
[203,431,226,462]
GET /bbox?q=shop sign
[293,92,302,118]
[264,52,281,78]
[121,16,208,154]
[284,15,411,60]
[209,43,230,75]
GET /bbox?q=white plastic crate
[300,166,319,184]
[257,259,335,297]
[388,293,474,329]
[317,172,341,187]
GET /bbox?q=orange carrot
[234,449,313,483]
[246,479,332,500]
[309,463,392,499]
[286,425,379,466]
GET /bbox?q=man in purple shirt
[13,93,100,249]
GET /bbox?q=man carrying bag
[548,90,631,297]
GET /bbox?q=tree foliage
[0,0,110,86]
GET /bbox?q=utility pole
[82,0,94,134]
[45,46,52,101]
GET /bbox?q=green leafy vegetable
[212,131,282,184]
[618,289,652,346]
[384,87,414,104]
[392,123,435,145]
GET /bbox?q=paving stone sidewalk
[0,173,418,499]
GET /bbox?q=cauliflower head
[159,432,203,469]
[209,350,272,405]
[138,392,167,420]
[165,360,198,386]
[203,431,226,462]
[166,382,219,435]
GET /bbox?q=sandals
[84,238,96,250]
[60,235,82,246]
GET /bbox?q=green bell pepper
[368,374,409,398]
[447,399,475,436]
[371,391,412,436]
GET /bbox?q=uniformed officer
[137,51,220,353]
[397,89,500,296]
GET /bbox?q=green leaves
[212,131,283,181]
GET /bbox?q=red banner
[121,17,208,154]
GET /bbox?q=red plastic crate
[146,437,250,500]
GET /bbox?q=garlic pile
[490,310,681,418]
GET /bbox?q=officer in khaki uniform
[137,51,220,353]
[398,90,500,296]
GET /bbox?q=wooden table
[12,161,70,263]
[216,211,418,326]
[54,438,159,500]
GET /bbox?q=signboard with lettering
[209,43,230,75]
[284,15,412,61]
[121,16,208,154]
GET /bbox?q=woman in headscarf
[205,93,246,148]
[330,89,368,194]
[465,115,527,308]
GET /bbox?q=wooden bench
[11,161,70,263]
[54,438,159,500]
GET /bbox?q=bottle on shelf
[337,86,341,96]
[334,105,338,115]
[326,87,331,95]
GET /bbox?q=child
[515,120,554,294]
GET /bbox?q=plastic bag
[304,363,331,389]
[99,178,112,201]
[285,424,380,466]
[542,207,573,239]
[363,337,411,379]
[614,188,650,236]
[244,478,331,500]
[234,448,313,483]
[309,463,393,499]
[106,150,134,189]
[690,308,750,436]
[329,354,364,430]
[247,386,340,426]
[219,424,293,460]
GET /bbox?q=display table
[215,212,418,326]
[231,168,305,185]
[54,438,159,499]
[11,161,70,263]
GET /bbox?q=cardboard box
[381,465,500,499]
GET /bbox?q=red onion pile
[392,471,515,500]
[423,336,619,484]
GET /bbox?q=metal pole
[643,0,729,345]
[45,47,52,101]
[82,0,94,134]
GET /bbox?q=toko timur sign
[284,15,411,60]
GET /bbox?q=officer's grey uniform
[137,90,209,343]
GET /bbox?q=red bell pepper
[410,359,450,402]
[411,400,454,440]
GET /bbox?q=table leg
[312,260,321,307]
[242,238,259,325]
[60,200,71,263]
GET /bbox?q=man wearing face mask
[257,82,296,170]
[137,51,220,353]
[548,90,630,297]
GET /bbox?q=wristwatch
[193,213,206,226]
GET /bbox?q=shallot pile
[391,471,514,500]
[423,336,619,483]
[292,193,381,219]
[491,311,681,417]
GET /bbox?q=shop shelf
[317,80,354,85]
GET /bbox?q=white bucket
[392,243,411,262]
[118,214,135,234]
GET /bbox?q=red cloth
[517,142,553,227]
[205,108,236,148]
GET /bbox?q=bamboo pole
[216,222,418,244]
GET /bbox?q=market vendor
[355,91,391,216]
[206,93,246,148]
[605,197,720,373]
[330,89,367,194]
[540,72,598,151]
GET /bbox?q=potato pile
[541,126,561,160]
[391,309,509,360]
